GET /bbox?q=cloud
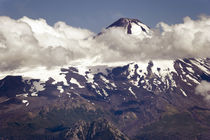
[0,16,94,71]
[195,80,210,101]
[0,15,210,72]
[95,16,210,62]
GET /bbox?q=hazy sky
[0,0,210,32]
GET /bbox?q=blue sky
[0,0,210,32]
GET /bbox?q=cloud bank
[0,15,210,72]
[95,16,210,62]
[196,80,210,101]
[0,16,94,71]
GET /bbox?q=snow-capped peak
[107,18,150,35]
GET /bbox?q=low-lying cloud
[0,15,210,72]
[195,80,210,101]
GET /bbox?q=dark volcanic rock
[0,76,26,98]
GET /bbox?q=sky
[0,0,210,33]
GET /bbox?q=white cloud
[195,80,210,101]
[94,16,210,62]
[0,16,94,71]
[0,15,210,72]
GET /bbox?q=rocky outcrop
[64,118,130,140]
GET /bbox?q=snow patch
[102,89,108,96]
[66,92,71,98]
[100,75,110,83]
[70,78,85,88]
[33,81,45,92]
[127,63,136,79]
[130,22,150,39]
[110,82,117,88]
[190,59,210,75]
[86,73,94,83]
[16,93,28,97]
[186,67,194,74]
[180,89,187,97]
[31,92,38,96]
[186,74,200,84]
[57,86,64,93]
[128,87,137,98]
[22,100,29,106]
[0,66,69,86]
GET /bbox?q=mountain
[0,18,210,140]
[97,17,150,38]
[107,18,150,35]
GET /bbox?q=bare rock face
[64,119,130,140]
